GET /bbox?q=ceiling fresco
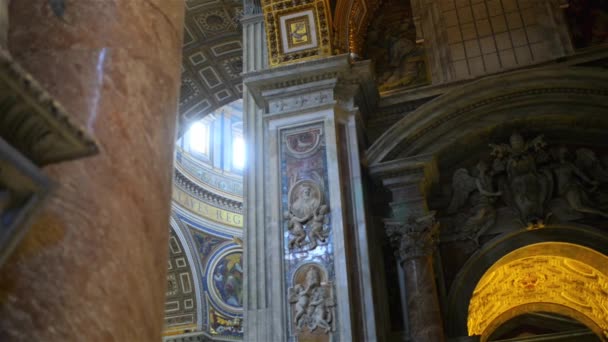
[179,0,244,127]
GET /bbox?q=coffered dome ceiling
[179,0,244,126]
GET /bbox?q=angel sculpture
[552,147,608,218]
[308,204,329,249]
[448,161,502,244]
[285,210,309,249]
[308,287,334,333]
[575,148,608,183]
[288,284,310,330]
[489,133,553,227]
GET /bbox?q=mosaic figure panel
[189,225,244,339]
[211,251,243,309]
[280,124,338,341]
[365,0,429,92]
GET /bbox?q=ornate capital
[386,212,439,262]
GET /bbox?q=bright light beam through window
[233,136,245,170]
[189,121,209,154]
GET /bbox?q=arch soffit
[468,242,608,340]
[446,224,608,337]
[365,67,608,167]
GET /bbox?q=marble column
[0,1,184,341]
[370,157,446,342]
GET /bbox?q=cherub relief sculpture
[552,146,608,218]
[288,266,335,334]
[309,287,333,333]
[448,161,502,244]
[446,132,608,240]
[286,179,330,251]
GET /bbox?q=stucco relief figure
[286,180,329,250]
[444,133,608,242]
[309,287,333,333]
[288,266,335,334]
[552,147,608,218]
[448,161,502,244]
[365,0,428,92]
[490,133,553,227]
[308,204,329,249]
[575,148,608,183]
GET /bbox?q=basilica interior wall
[365,63,608,340]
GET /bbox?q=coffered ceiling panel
[179,0,244,128]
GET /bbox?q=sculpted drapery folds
[448,132,608,236]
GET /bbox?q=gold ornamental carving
[261,0,332,66]
[467,242,608,341]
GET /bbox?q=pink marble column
[403,255,445,341]
[0,1,184,341]
[387,215,445,342]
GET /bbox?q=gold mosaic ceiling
[179,0,244,126]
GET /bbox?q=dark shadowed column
[371,158,446,342]
[0,1,184,341]
[386,217,444,342]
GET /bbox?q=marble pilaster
[370,157,445,342]
[241,12,272,342]
[0,1,184,341]
[244,54,378,342]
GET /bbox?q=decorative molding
[261,0,332,66]
[269,88,333,114]
[467,251,608,341]
[244,54,374,114]
[366,67,608,166]
[0,47,98,165]
[385,212,439,262]
[173,168,243,213]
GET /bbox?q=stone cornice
[173,168,243,213]
[243,54,375,114]
[366,67,608,166]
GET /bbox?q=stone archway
[446,225,608,339]
[467,241,608,341]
